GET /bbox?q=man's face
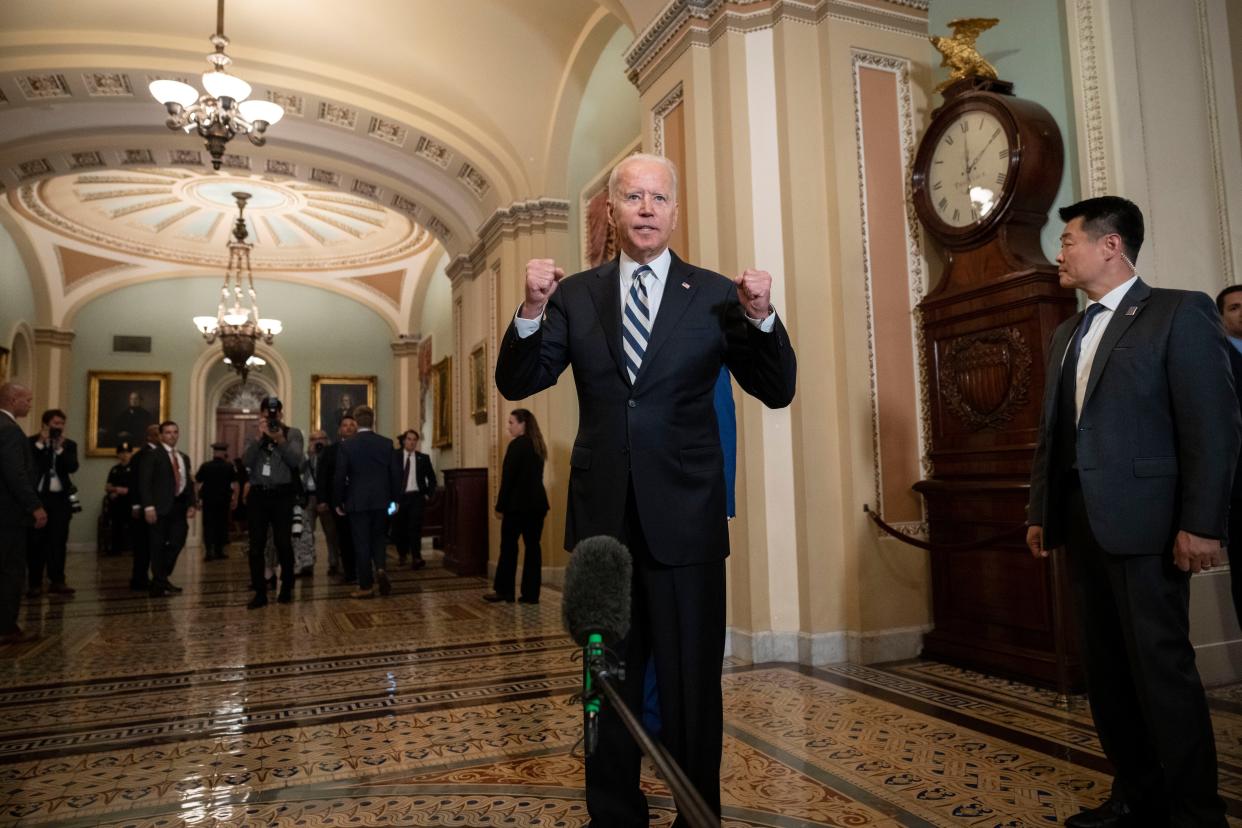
[608,158,678,265]
[402,432,418,451]
[9,388,32,418]
[145,424,161,445]
[338,418,358,440]
[160,423,179,447]
[340,394,353,410]
[1222,292,1242,339]
[128,392,141,408]
[310,430,327,449]
[1056,217,1114,293]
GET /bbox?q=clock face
[926,110,1012,228]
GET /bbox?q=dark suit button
[628,400,637,408]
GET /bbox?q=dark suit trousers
[393,493,426,561]
[351,509,388,590]
[493,511,545,601]
[28,494,71,587]
[247,487,295,595]
[130,511,150,587]
[148,502,189,585]
[1065,478,1225,826]
[586,485,725,826]
[0,526,27,631]
[201,500,230,549]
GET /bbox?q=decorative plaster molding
[32,327,75,348]
[652,83,684,156]
[1070,0,1110,197]
[851,49,933,522]
[445,254,475,288]
[1193,0,1235,289]
[390,339,421,357]
[472,198,570,257]
[625,0,928,91]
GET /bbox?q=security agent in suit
[334,405,401,598]
[0,383,48,644]
[195,442,236,560]
[393,429,436,569]
[1027,198,1239,828]
[1214,285,1242,634]
[317,414,358,581]
[242,396,305,608]
[139,420,198,597]
[495,154,797,824]
[27,408,79,597]
[127,424,163,590]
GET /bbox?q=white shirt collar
[1088,274,1139,313]
[619,248,670,286]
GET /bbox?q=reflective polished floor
[5,542,1242,827]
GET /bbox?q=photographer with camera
[28,409,80,598]
[241,396,304,608]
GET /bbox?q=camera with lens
[48,426,63,440]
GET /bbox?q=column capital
[33,327,74,349]
[391,337,422,357]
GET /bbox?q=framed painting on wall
[311,375,377,438]
[87,370,171,457]
[0,346,8,382]
[432,356,452,448]
[469,341,487,424]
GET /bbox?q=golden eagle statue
[930,17,999,94]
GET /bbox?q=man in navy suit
[1215,285,1242,638]
[1028,197,1239,827]
[393,429,436,569]
[335,405,401,598]
[139,420,198,598]
[0,383,46,644]
[496,154,796,824]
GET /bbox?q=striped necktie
[622,265,653,384]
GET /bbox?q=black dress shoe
[411,558,426,571]
[1065,798,1131,828]
[163,581,183,593]
[482,592,514,603]
[247,594,268,610]
[277,591,293,604]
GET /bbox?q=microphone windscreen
[562,535,632,647]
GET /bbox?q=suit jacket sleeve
[139,447,158,510]
[495,291,572,401]
[721,289,797,409]
[418,453,436,499]
[1,427,41,514]
[1168,293,1242,538]
[60,439,79,478]
[495,440,519,512]
[334,444,350,509]
[389,450,403,504]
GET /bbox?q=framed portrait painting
[469,341,487,424]
[87,371,171,457]
[312,375,376,438]
[432,356,452,448]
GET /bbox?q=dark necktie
[1055,303,1107,473]
[623,265,653,384]
[403,454,412,491]
[169,450,181,495]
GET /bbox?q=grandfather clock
[910,73,1079,688]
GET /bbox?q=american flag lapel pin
[681,281,690,289]
[1125,306,1138,316]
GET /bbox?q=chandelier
[148,0,284,170]
[193,192,282,382]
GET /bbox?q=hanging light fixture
[193,192,282,382]
[149,0,284,170]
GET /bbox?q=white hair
[607,153,679,202]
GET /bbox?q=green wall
[66,276,393,544]
[566,24,641,270]
[0,222,36,349]
[928,0,1080,258]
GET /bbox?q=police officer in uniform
[104,441,133,555]
[195,442,236,561]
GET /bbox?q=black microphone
[562,535,631,756]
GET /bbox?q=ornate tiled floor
[4,543,1242,826]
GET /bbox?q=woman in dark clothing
[483,409,550,604]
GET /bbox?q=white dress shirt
[1066,274,1138,422]
[402,450,420,493]
[166,446,187,497]
[514,248,777,338]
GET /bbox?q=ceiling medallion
[149,0,284,170]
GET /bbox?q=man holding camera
[28,409,80,598]
[242,396,304,608]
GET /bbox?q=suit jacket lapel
[1044,315,1078,425]
[587,258,629,386]
[1081,278,1150,410]
[635,252,698,388]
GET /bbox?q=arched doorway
[215,380,268,458]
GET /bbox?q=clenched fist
[521,259,565,319]
[735,269,774,319]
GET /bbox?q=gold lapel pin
[1125,306,1138,316]
[681,282,690,289]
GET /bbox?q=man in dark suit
[1215,285,1242,635]
[335,406,400,598]
[393,429,436,569]
[1028,197,1238,828]
[139,420,198,598]
[27,408,79,597]
[195,442,236,561]
[127,424,162,591]
[317,414,357,581]
[495,154,797,823]
[0,383,47,644]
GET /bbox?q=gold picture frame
[87,370,171,457]
[0,346,9,383]
[432,356,453,448]
[311,375,377,437]
[469,341,488,424]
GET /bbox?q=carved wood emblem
[939,327,1031,430]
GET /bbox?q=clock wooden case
[909,78,1080,691]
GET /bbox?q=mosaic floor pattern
[3,542,1242,826]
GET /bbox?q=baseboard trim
[726,625,929,666]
